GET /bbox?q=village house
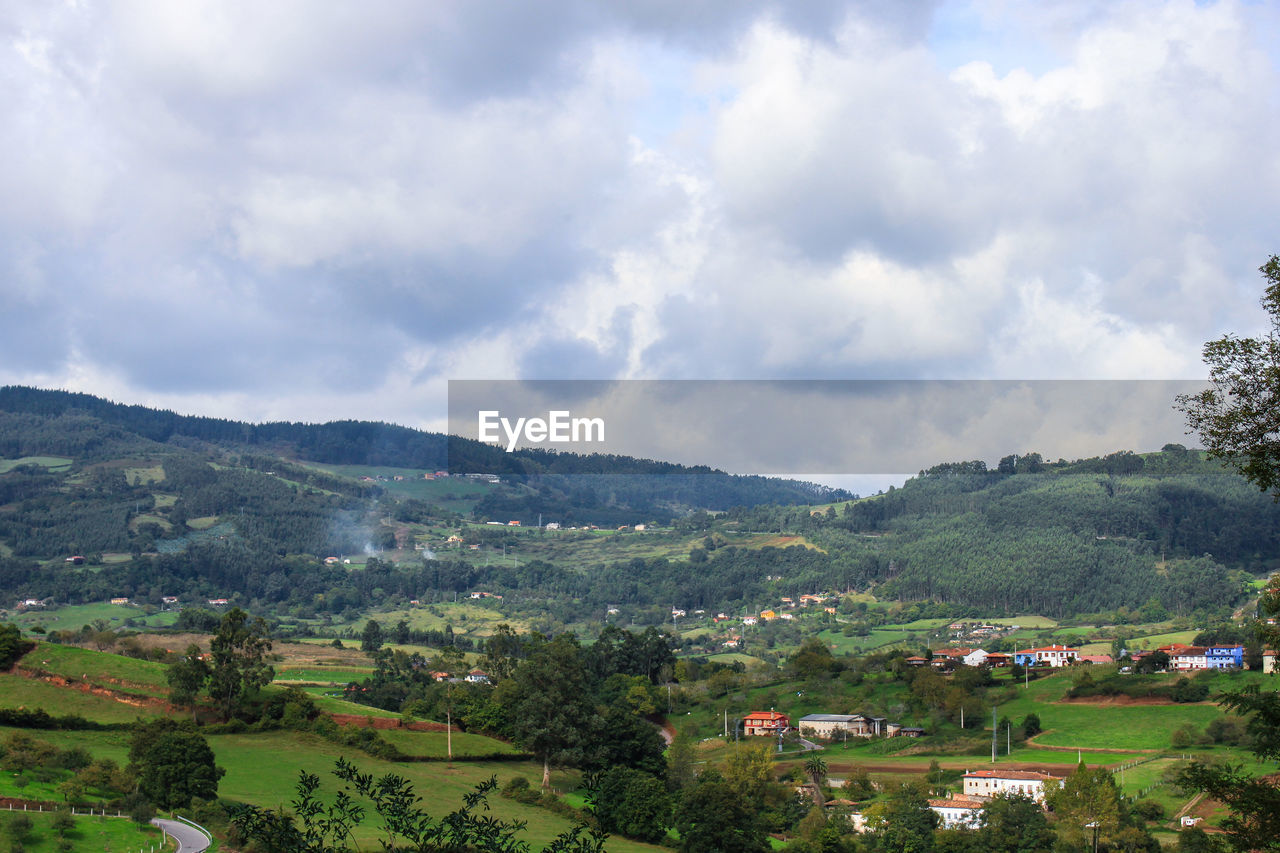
[760,609,779,621]
[928,794,987,829]
[1013,645,1078,667]
[797,714,884,739]
[742,710,789,736]
[742,615,758,625]
[465,670,491,684]
[962,769,1062,803]
[1264,649,1278,674]
[110,597,129,606]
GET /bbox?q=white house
[962,770,1062,803]
[928,795,986,829]
[962,649,990,667]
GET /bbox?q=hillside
[0,389,1276,622]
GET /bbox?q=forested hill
[718,447,1279,617]
[0,386,850,510]
[1,386,1276,621]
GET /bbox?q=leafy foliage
[230,758,607,853]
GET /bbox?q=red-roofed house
[742,710,789,736]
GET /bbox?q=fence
[3,801,179,852]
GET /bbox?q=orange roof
[928,796,986,809]
[744,710,788,722]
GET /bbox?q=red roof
[743,711,788,725]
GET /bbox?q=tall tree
[1176,255,1280,494]
[208,607,273,721]
[166,643,210,718]
[1175,254,1280,853]
[505,634,600,789]
[672,773,770,853]
[129,720,223,810]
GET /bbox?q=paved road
[152,818,211,853]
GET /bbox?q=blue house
[1205,645,1244,669]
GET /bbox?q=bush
[1133,799,1164,821]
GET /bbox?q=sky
[3,0,1280,470]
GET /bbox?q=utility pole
[991,706,997,763]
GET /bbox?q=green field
[4,602,177,633]
[21,642,170,691]
[375,727,524,758]
[274,666,374,685]
[0,455,73,473]
[298,463,496,510]
[210,731,662,852]
[0,808,163,852]
[0,673,164,724]
[997,672,1227,751]
[1128,629,1199,649]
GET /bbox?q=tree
[1044,763,1122,851]
[1176,255,1280,494]
[360,619,384,654]
[866,783,938,853]
[166,644,210,717]
[1174,257,1280,852]
[804,754,828,804]
[208,607,273,720]
[505,634,600,789]
[978,793,1055,853]
[129,720,223,810]
[673,773,770,853]
[0,623,33,669]
[593,767,671,844]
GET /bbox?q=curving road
[152,818,211,853]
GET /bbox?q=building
[465,670,491,684]
[1075,654,1114,665]
[962,769,1062,803]
[742,710,789,736]
[928,795,986,829]
[110,597,129,606]
[1264,650,1278,674]
[1204,645,1244,669]
[797,714,884,739]
[1014,645,1078,667]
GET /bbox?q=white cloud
[0,0,1278,442]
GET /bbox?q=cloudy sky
[3,0,1279,442]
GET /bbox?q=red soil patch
[14,668,172,711]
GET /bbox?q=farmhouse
[797,714,883,739]
[1264,650,1278,674]
[742,710,789,736]
[110,597,129,606]
[1013,645,1078,667]
[928,794,986,829]
[962,769,1062,802]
